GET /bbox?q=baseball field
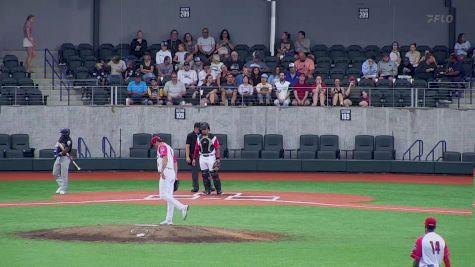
[0,171,473,267]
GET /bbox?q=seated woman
[331,79,354,107]
[146,78,164,105]
[130,30,148,58]
[139,53,155,82]
[238,75,254,106]
[275,32,294,60]
[200,74,219,105]
[216,29,235,59]
[359,90,370,107]
[311,76,327,106]
[292,73,311,106]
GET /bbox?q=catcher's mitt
[212,160,221,171]
[173,180,180,192]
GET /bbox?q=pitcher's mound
[17,224,283,243]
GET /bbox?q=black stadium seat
[214,134,229,158]
[442,151,461,162]
[318,135,339,159]
[373,135,395,160]
[130,133,151,158]
[353,135,374,160]
[462,152,475,163]
[241,134,263,159]
[10,134,34,157]
[0,134,10,158]
[298,135,319,159]
[261,134,284,159]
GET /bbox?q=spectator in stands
[294,31,310,53]
[164,72,187,105]
[146,78,164,105]
[139,53,155,82]
[292,73,311,106]
[225,51,244,71]
[193,56,204,74]
[362,57,378,79]
[177,62,198,88]
[126,73,148,105]
[274,72,291,107]
[220,72,238,105]
[294,52,315,78]
[238,75,254,106]
[23,15,35,73]
[390,41,401,66]
[275,31,294,59]
[173,43,188,67]
[183,33,197,55]
[156,41,172,65]
[268,66,282,85]
[378,53,398,79]
[229,64,241,81]
[216,29,235,59]
[250,67,262,86]
[130,30,147,58]
[92,62,107,86]
[167,29,182,57]
[285,63,301,86]
[405,43,421,67]
[311,75,327,106]
[123,60,136,83]
[175,52,194,70]
[108,55,126,82]
[454,33,471,58]
[157,56,174,81]
[210,54,224,82]
[398,57,415,77]
[217,64,230,85]
[359,90,370,107]
[245,53,269,72]
[444,54,465,82]
[197,64,210,86]
[331,78,354,107]
[415,55,437,81]
[197,27,216,59]
[201,74,219,105]
[419,50,437,65]
[236,67,250,86]
[255,74,273,105]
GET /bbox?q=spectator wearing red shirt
[311,75,327,106]
[292,73,311,106]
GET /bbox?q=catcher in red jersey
[192,122,222,195]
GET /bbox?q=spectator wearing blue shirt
[285,63,301,86]
[362,57,378,80]
[126,73,148,105]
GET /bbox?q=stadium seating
[353,135,374,160]
[462,152,475,163]
[297,134,319,159]
[129,133,151,158]
[261,134,284,159]
[0,134,10,158]
[241,134,263,159]
[10,134,35,157]
[442,151,461,162]
[317,135,339,159]
[373,135,395,160]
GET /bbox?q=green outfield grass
[0,178,473,266]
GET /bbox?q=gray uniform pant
[52,156,70,192]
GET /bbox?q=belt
[201,154,214,157]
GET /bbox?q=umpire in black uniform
[186,122,202,192]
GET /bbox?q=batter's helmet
[200,122,210,131]
[151,135,162,145]
[60,128,70,136]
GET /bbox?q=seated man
[292,73,311,106]
[244,53,269,73]
[444,54,465,82]
[157,56,174,81]
[220,72,238,106]
[294,31,310,53]
[164,72,187,105]
[398,57,415,78]
[126,73,148,105]
[273,71,290,107]
[285,63,301,86]
[378,53,398,79]
[177,62,198,105]
[146,78,164,105]
[255,73,273,105]
[294,51,315,78]
[362,57,378,79]
[224,51,244,71]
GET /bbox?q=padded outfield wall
[0,106,473,159]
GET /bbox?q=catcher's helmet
[151,135,163,145]
[200,122,210,131]
[60,128,70,136]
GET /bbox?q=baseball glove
[173,180,180,192]
[212,160,221,171]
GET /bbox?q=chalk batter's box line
[144,194,201,201]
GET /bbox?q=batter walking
[152,135,189,225]
[192,122,222,195]
[52,128,72,194]
[410,217,451,267]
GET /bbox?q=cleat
[217,191,223,195]
[160,220,173,225]
[203,190,211,195]
[182,205,189,220]
[191,189,199,193]
[59,191,66,195]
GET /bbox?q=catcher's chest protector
[199,135,215,154]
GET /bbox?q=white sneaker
[182,205,189,220]
[55,187,61,194]
[59,191,66,195]
[160,220,173,225]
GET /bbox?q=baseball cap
[289,63,295,68]
[151,135,162,145]
[194,56,201,62]
[261,73,268,78]
[150,77,157,82]
[161,41,168,46]
[424,217,437,227]
[134,72,141,78]
[183,61,190,66]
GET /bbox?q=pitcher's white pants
[159,168,185,222]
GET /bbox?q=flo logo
[426,14,453,24]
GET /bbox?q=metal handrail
[77,137,92,158]
[44,48,69,102]
[102,136,117,158]
[425,140,447,161]
[402,139,424,161]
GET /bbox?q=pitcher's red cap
[424,217,437,227]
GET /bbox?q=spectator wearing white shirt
[197,27,216,59]
[107,55,126,82]
[390,41,401,66]
[210,54,223,81]
[273,72,290,107]
[238,75,254,106]
[405,43,421,68]
[454,33,471,57]
[156,41,172,65]
[173,43,188,67]
[178,62,199,105]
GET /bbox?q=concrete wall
[0,106,473,159]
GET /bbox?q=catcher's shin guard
[201,170,211,194]
[210,171,222,193]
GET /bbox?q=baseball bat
[58,143,81,171]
